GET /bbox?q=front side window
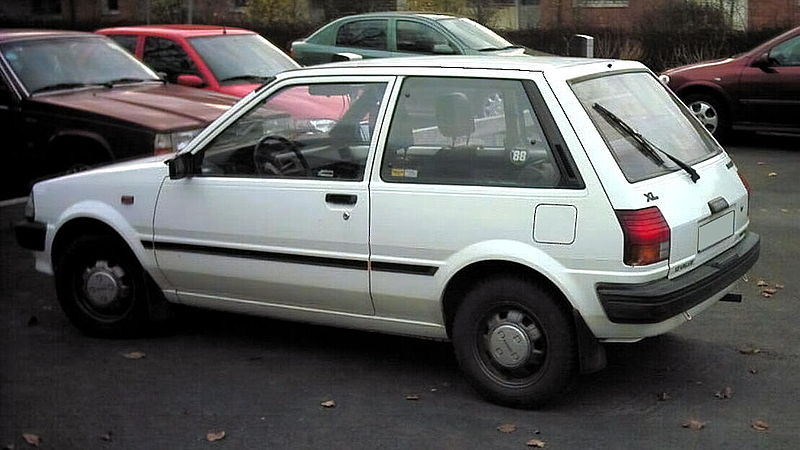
[396,21,451,54]
[381,77,563,188]
[1,37,158,94]
[769,36,800,66]
[143,37,199,82]
[571,71,720,183]
[335,20,387,50]
[200,82,387,181]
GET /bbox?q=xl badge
[644,192,659,202]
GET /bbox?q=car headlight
[294,119,337,135]
[658,74,670,86]
[154,129,203,155]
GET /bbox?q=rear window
[571,71,721,183]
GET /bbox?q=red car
[97,25,347,127]
[663,25,800,140]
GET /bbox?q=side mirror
[432,44,455,55]
[751,53,777,72]
[167,152,196,180]
[177,74,205,88]
[331,52,363,62]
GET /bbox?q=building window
[104,0,120,14]
[574,0,629,7]
[31,0,62,15]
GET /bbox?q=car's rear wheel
[683,93,729,141]
[452,276,576,408]
[55,235,157,337]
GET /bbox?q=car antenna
[222,25,227,35]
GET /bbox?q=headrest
[435,92,475,139]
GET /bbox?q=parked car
[662,25,800,140]
[0,29,238,199]
[16,55,759,407]
[97,25,348,124]
[290,12,541,65]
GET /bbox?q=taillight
[737,170,751,216]
[616,207,671,266]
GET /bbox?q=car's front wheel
[452,276,576,408]
[55,235,158,337]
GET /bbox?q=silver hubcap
[483,310,544,369]
[689,101,719,134]
[83,261,128,308]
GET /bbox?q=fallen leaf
[749,368,758,374]
[756,280,769,287]
[761,292,773,298]
[752,419,770,432]
[657,392,671,401]
[430,388,437,392]
[756,161,767,165]
[206,430,226,442]
[100,432,112,442]
[762,288,778,295]
[27,316,38,327]
[121,351,146,359]
[497,424,517,433]
[526,439,546,448]
[682,419,706,430]
[21,434,40,446]
[742,275,749,282]
[780,209,789,213]
[320,400,336,408]
[767,172,777,177]
[714,386,733,399]
[404,394,420,401]
[738,345,761,355]
[775,284,785,289]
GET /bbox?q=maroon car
[0,30,238,199]
[663,25,800,140]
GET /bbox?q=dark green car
[291,12,534,65]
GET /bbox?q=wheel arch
[675,83,734,114]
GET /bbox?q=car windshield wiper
[593,103,700,183]
[104,77,163,86]
[29,82,107,95]
[219,75,275,83]
[477,45,521,52]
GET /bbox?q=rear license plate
[698,211,734,252]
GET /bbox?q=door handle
[325,193,357,205]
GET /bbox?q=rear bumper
[597,232,760,324]
[15,220,47,252]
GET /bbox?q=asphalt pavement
[1,136,799,449]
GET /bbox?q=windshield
[189,34,299,84]
[438,18,513,50]
[0,36,159,94]
[571,71,721,183]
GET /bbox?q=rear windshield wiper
[219,75,275,83]
[593,103,700,183]
[477,45,522,52]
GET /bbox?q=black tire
[452,276,576,408]
[682,93,730,142]
[55,234,160,337]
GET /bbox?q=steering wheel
[253,135,310,177]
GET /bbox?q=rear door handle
[325,193,357,205]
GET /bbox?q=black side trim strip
[371,261,439,276]
[141,240,439,276]
[143,240,367,270]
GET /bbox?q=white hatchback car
[16,56,760,407]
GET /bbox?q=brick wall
[749,0,799,29]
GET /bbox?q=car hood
[216,83,260,98]
[34,83,237,132]
[663,57,737,75]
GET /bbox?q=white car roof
[279,55,648,82]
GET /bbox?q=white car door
[151,77,393,314]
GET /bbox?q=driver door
[152,77,393,314]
